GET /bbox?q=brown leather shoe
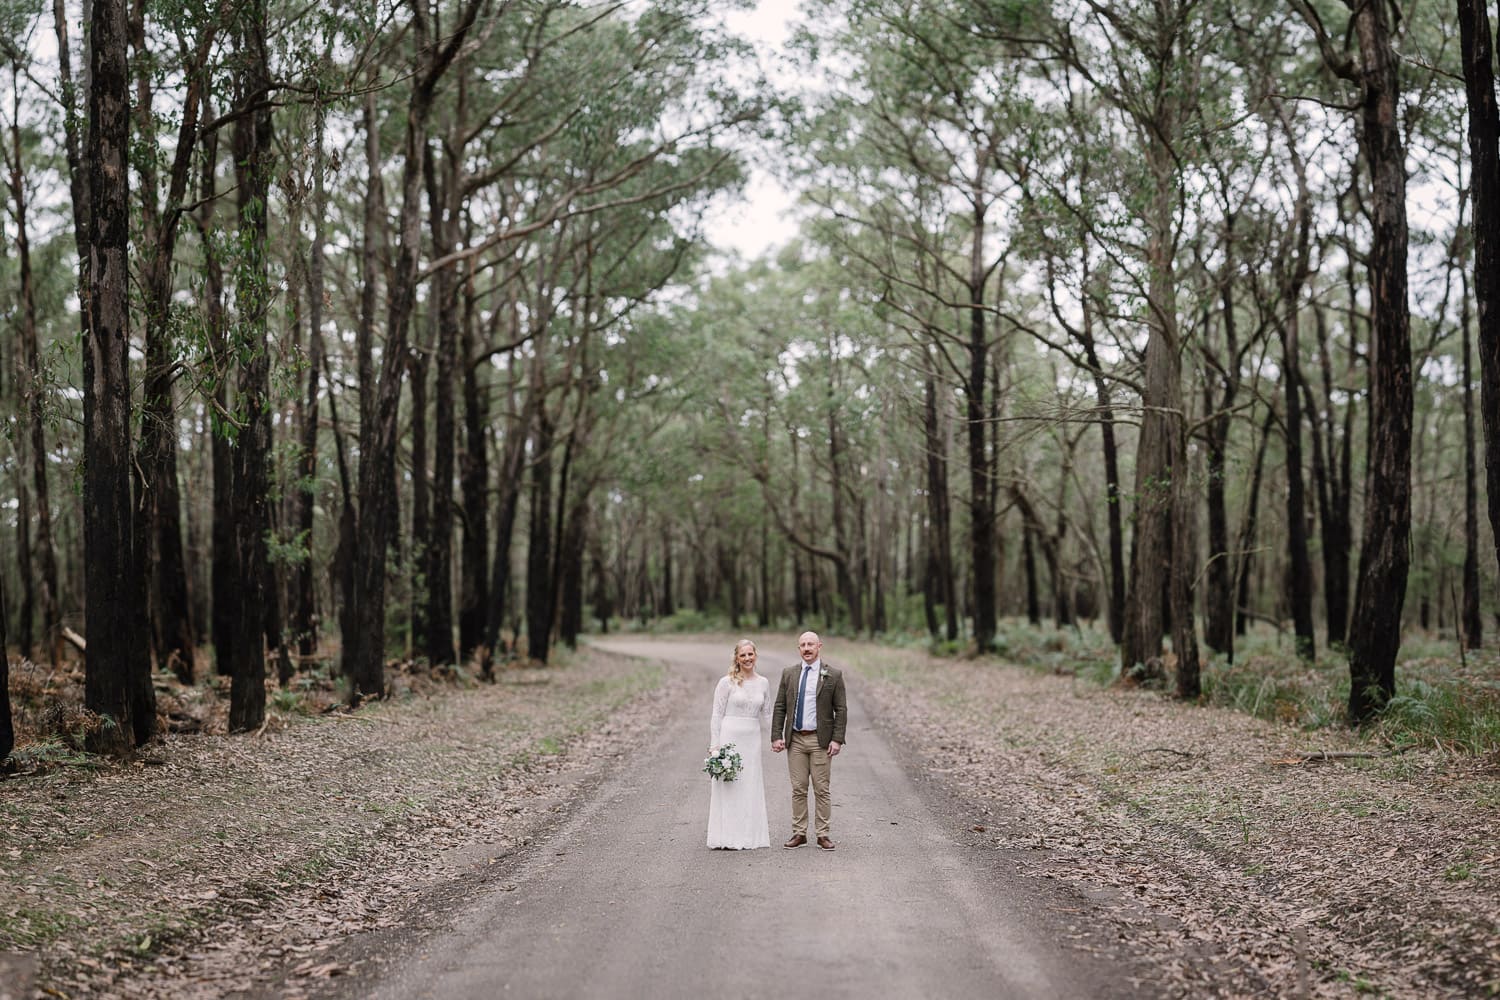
[783,834,807,849]
[817,836,836,851]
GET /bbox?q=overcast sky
[702,0,804,260]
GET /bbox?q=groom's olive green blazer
[772,661,848,751]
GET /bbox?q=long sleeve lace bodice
[710,674,773,749]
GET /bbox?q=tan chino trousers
[788,731,832,838]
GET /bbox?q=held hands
[771,739,785,753]
[827,741,841,758]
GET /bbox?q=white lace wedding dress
[707,673,772,850]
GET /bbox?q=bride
[707,639,772,850]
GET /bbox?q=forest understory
[1,636,1497,999]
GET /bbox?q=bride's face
[736,647,757,672]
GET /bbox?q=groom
[771,631,847,851]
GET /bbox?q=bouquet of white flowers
[703,743,743,782]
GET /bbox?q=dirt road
[352,636,1136,1000]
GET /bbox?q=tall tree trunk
[1235,408,1275,636]
[1458,0,1500,596]
[526,412,556,663]
[83,0,142,755]
[1201,227,1240,660]
[1124,11,1197,697]
[1280,309,1317,661]
[1,572,11,769]
[827,357,861,631]
[557,503,586,649]
[1022,522,1041,625]
[1312,302,1353,644]
[15,471,34,657]
[6,90,61,663]
[422,140,460,669]
[922,361,958,641]
[1202,388,1233,659]
[204,119,233,676]
[1345,1,1413,722]
[128,0,207,687]
[1274,106,1317,661]
[225,0,275,732]
[408,345,431,656]
[1461,274,1483,649]
[966,202,997,651]
[457,301,489,660]
[344,0,482,697]
[294,107,328,658]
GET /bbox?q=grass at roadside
[870,618,1500,755]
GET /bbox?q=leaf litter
[854,644,1500,999]
[0,648,680,999]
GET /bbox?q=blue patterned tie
[794,664,811,730]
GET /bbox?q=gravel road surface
[359,637,1134,1000]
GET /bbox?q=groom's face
[799,633,822,664]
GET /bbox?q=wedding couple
[706,631,848,851]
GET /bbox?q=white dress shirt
[794,660,820,730]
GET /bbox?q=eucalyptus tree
[1295,0,1414,720]
[127,0,222,684]
[84,0,147,754]
[796,0,1056,650]
[2,23,62,664]
[342,0,490,699]
[1457,0,1500,594]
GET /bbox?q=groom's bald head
[798,631,822,663]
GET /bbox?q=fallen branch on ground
[1272,745,1419,766]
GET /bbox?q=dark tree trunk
[1312,303,1354,645]
[1275,117,1317,661]
[590,534,613,631]
[1201,240,1240,660]
[1345,2,1413,722]
[200,115,233,675]
[1461,277,1483,649]
[966,280,997,651]
[1458,0,1500,604]
[293,107,328,658]
[923,363,958,641]
[344,0,482,698]
[7,103,62,664]
[557,503,586,649]
[483,380,529,669]
[1,572,11,769]
[408,346,431,656]
[422,141,460,669]
[83,0,142,756]
[1235,408,1275,637]
[49,0,86,669]
[457,328,490,660]
[128,0,207,687]
[1280,315,1317,661]
[827,369,862,632]
[225,0,275,733]
[1022,523,1041,626]
[526,413,556,663]
[485,450,523,657]
[15,476,34,657]
[660,528,676,618]
[1076,314,1126,645]
[1202,393,1233,659]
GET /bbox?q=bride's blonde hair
[729,639,757,685]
